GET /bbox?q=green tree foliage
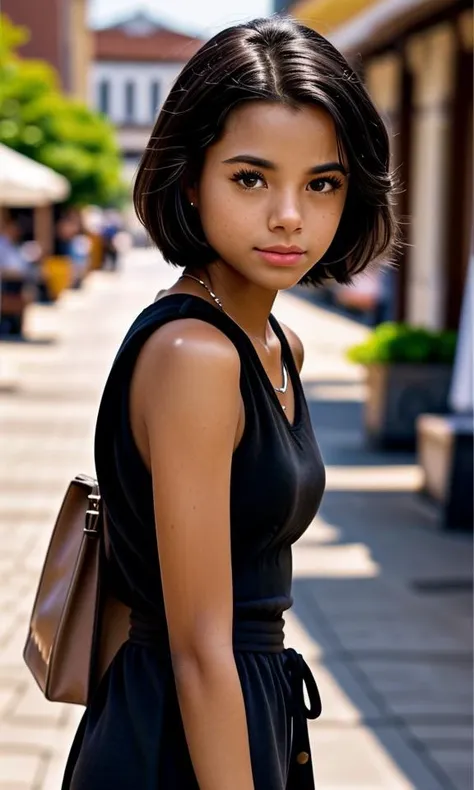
[0,14,124,206]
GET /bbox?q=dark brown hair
[133,16,398,286]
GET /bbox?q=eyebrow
[222,155,347,176]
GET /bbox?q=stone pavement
[0,248,472,789]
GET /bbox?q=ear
[182,168,198,208]
[185,184,198,209]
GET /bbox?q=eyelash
[230,168,344,194]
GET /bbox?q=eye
[231,168,266,190]
[308,176,344,194]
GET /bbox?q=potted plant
[347,323,457,448]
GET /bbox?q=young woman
[62,16,396,790]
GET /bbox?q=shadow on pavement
[0,335,56,346]
[291,381,473,790]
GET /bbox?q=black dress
[62,294,326,790]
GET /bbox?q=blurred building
[1,0,92,101]
[91,12,205,183]
[292,0,473,335]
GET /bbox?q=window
[124,81,135,123]
[98,80,110,115]
[150,80,161,121]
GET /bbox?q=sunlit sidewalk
[0,249,173,788]
[0,248,471,789]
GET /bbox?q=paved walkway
[0,249,472,789]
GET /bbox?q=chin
[250,252,313,291]
[218,254,306,291]
[252,268,305,293]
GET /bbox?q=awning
[0,143,70,207]
[324,0,460,56]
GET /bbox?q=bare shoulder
[278,321,304,373]
[133,318,241,403]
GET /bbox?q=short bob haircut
[134,16,397,286]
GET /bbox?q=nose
[268,190,303,235]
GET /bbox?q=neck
[184,262,277,345]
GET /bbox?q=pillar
[405,23,456,330]
[34,204,54,257]
[364,52,403,320]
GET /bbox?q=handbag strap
[102,505,111,561]
[82,477,111,562]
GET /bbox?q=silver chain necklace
[180,273,289,395]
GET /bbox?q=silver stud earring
[190,201,195,207]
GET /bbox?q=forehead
[214,101,341,165]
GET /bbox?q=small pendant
[281,404,286,411]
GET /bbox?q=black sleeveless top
[63,294,326,790]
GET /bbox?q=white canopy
[0,143,70,207]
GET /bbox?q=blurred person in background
[70,232,92,288]
[62,17,397,790]
[101,209,123,270]
[49,210,92,291]
[0,215,31,278]
[55,212,81,257]
[64,209,93,288]
[0,215,38,335]
[82,206,107,272]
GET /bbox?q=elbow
[171,641,235,685]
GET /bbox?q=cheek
[310,197,346,251]
[199,181,256,246]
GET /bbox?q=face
[193,101,349,291]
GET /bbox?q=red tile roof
[94,15,205,63]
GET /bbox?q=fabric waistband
[128,610,321,790]
[129,610,286,654]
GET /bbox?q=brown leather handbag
[23,473,130,706]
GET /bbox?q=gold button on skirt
[296,751,309,765]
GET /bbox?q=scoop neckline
[150,292,303,432]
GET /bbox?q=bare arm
[132,319,254,790]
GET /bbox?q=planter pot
[417,413,473,531]
[364,363,453,448]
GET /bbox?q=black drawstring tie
[284,647,322,789]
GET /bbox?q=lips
[259,245,305,254]
[255,246,306,267]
